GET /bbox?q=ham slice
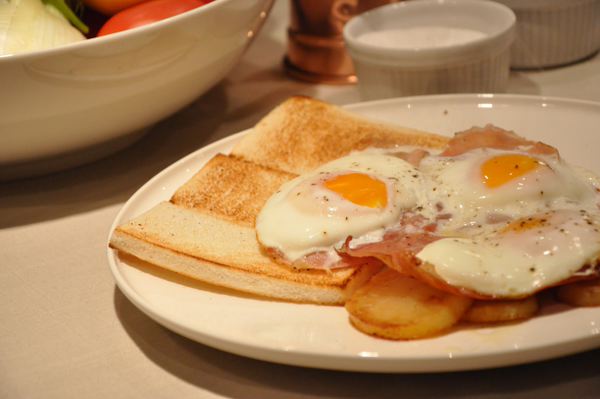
[441,125,558,157]
[344,229,438,274]
[263,245,383,270]
[344,231,495,300]
[344,226,502,299]
[264,126,568,298]
[294,250,383,270]
[342,126,564,299]
[343,214,444,286]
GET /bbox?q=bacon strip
[441,125,558,157]
[262,125,569,298]
[344,232,499,300]
[263,245,383,270]
[295,250,382,270]
[344,229,439,274]
[341,127,564,299]
[342,214,445,285]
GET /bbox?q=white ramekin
[343,0,516,100]
[493,0,600,69]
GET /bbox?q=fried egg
[417,209,600,297]
[257,136,600,297]
[416,148,600,297]
[418,148,600,233]
[255,151,420,267]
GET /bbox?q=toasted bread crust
[114,202,368,286]
[232,96,449,175]
[111,214,382,304]
[110,96,445,304]
[172,154,296,226]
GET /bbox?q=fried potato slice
[556,278,600,307]
[345,268,473,340]
[462,296,539,324]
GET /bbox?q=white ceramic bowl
[0,0,273,179]
[343,0,516,100]
[493,0,600,69]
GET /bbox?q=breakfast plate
[108,94,600,373]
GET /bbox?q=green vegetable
[41,0,88,34]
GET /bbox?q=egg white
[416,148,600,297]
[417,209,600,297]
[258,143,600,295]
[418,148,599,233]
[255,152,420,266]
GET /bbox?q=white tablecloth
[2,1,600,398]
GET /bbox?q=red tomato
[83,0,148,16]
[97,0,212,36]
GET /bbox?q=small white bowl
[493,0,600,69]
[343,0,516,100]
[0,0,273,180]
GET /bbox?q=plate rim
[107,93,600,373]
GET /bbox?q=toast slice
[110,154,382,304]
[171,153,294,226]
[110,97,448,305]
[231,96,449,175]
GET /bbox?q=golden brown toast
[232,96,449,174]
[110,154,382,304]
[110,203,381,304]
[110,97,447,305]
[171,153,295,226]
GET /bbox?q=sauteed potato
[462,296,539,324]
[557,279,600,307]
[346,269,472,340]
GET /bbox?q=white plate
[107,94,600,373]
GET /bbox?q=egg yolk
[481,154,541,188]
[324,173,388,208]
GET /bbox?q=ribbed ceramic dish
[494,0,600,68]
[343,0,516,100]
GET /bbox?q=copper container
[285,0,398,84]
